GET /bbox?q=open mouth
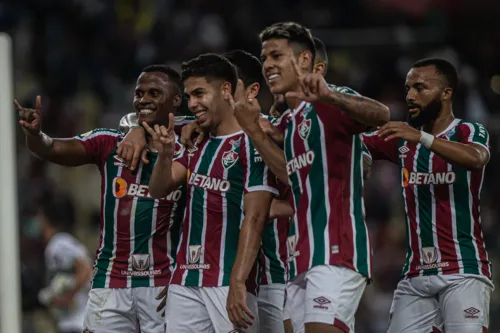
[267,73,280,82]
[139,108,155,115]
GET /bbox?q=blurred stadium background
[1,0,499,332]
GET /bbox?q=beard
[408,98,442,128]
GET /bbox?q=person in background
[36,197,93,333]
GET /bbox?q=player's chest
[284,106,323,158]
[107,153,182,202]
[186,138,245,190]
[398,136,457,188]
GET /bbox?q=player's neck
[210,116,242,137]
[44,228,57,243]
[424,109,455,135]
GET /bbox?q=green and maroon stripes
[284,101,372,279]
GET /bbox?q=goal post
[0,32,22,333]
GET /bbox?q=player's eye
[135,91,143,98]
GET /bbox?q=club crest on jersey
[131,254,150,271]
[298,118,311,140]
[222,150,239,169]
[421,247,437,264]
[188,245,202,264]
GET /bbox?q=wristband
[419,131,434,149]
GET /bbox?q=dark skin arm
[15,96,92,166]
[378,121,489,170]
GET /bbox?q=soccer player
[224,49,290,333]
[232,22,390,333]
[36,198,93,333]
[362,58,493,333]
[16,64,186,333]
[145,53,278,333]
[312,37,328,76]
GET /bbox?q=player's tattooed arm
[323,89,390,127]
[144,116,187,198]
[286,58,389,127]
[228,191,273,328]
[15,96,92,166]
[378,121,489,171]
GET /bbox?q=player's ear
[299,50,313,73]
[246,82,260,99]
[313,63,326,77]
[221,82,232,100]
[172,94,182,108]
[442,87,453,102]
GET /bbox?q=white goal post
[0,33,21,333]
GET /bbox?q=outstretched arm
[16,96,92,166]
[322,89,390,127]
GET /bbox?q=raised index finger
[35,95,42,115]
[13,99,23,112]
[142,121,157,137]
[290,57,302,79]
[167,113,175,133]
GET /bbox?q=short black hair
[142,64,183,95]
[181,53,238,94]
[259,22,316,63]
[412,58,458,98]
[313,37,328,65]
[224,49,263,88]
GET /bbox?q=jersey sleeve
[270,110,292,134]
[326,85,371,135]
[242,136,279,196]
[74,128,122,166]
[361,140,372,165]
[457,121,490,155]
[361,131,399,163]
[172,139,189,169]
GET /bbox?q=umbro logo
[113,155,126,167]
[313,296,331,305]
[399,145,410,159]
[312,296,331,310]
[464,307,480,319]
